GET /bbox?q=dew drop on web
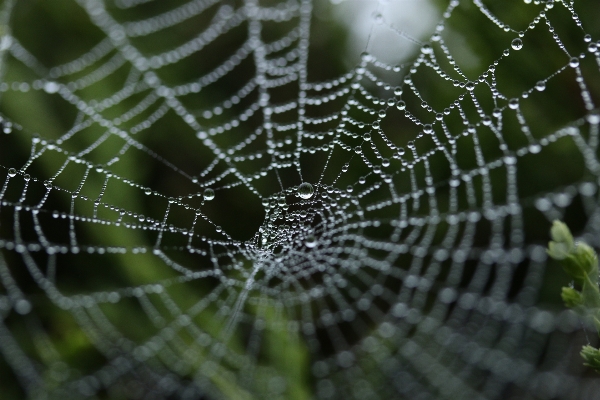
[569,57,579,68]
[535,81,546,91]
[305,235,317,248]
[203,188,215,201]
[297,182,314,199]
[511,38,523,50]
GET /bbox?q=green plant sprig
[547,220,600,371]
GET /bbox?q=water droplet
[508,98,519,109]
[43,81,59,94]
[305,235,317,248]
[466,82,475,91]
[8,168,16,177]
[431,33,441,42]
[23,174,30,182]
[394,87,402,96]
[396,100,406,111]
[511,38,523,50]
[587,113,600,124]
[421,44,433,54]
[584,34,592,43]
[535,81,546,91]
[0,35,12,51]
[44,180,53,189]
[15,299,31,315]
[423,124,433,134]
[203,188,215,201]
[569,57,579,68]
[297,182,314,199]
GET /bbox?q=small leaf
[547,221,598,284]
[550,220,575,253]
[575,242,599,277]
[547,221,600,372]
[547,241,571,260]
[581,345,600,372]
[561,287,583,308]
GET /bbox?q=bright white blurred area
[330,0,441,66]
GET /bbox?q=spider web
[0,0,599,398]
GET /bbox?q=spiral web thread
[0,0,599,398]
